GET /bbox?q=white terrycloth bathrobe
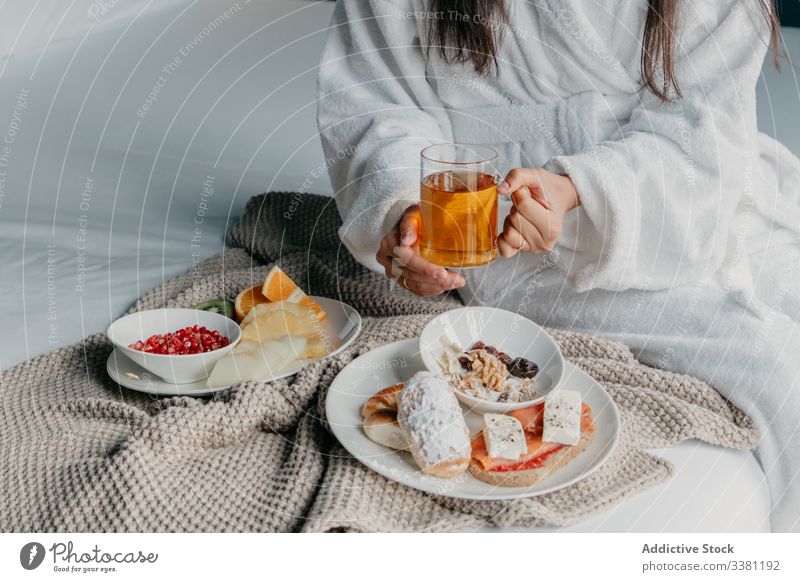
[318,0,800,531]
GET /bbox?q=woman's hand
[496,168,580,259]
[375,205,465,297]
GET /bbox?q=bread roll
[361,383,408,450]
[363,410,408,450]
[397,371,470,478]
[361,383,403,418]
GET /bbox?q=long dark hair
[427,0,781,101]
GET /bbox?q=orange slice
[234,284,270,322]
[262,265,326,320]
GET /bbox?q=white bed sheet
[0,0,334,367]
[1,0,793,532]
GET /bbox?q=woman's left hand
[496,168,580,259]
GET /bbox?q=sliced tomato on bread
[468,401,595,487]
[471,430,563,472]
[509,402,545,431]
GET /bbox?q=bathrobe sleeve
[545,0,769,292]
[317,0,452,272]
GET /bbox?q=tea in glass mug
[419,144,499,268]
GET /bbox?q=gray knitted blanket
[0,192,757,532]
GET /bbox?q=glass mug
[419,144,499,268]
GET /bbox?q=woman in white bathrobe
[317,0,800,531]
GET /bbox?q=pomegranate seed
[128,325,230,355]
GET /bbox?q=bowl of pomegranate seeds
[107,309,241,384]
[419,306,564,413]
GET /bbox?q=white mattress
[2,0,791,532]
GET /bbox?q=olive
[470,341,511,363]
[506,357,539,379]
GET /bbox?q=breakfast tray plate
[326,338,620,500]
[107,296,361,396]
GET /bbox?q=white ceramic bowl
[107,309,241,384]
[419,306,564,413]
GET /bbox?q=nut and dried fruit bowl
[419,306,565,414]
[107,309,241,384]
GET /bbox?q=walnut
[461,349,508,390]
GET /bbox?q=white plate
[326,338,619,500]
[107,308,242,384]
[419,306,565,413]
[107,297,362,396]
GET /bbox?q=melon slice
[206,336,307,388]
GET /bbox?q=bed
[3,0,793,532]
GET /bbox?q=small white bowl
[419,306,565,413]
[107,308,241,384]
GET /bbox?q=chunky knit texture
[0,192,757,532]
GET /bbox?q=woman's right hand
[376,205,466,297]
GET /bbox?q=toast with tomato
[468,401,595,487]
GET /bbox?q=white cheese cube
[543,389,582,446]
[482,414,527,461]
